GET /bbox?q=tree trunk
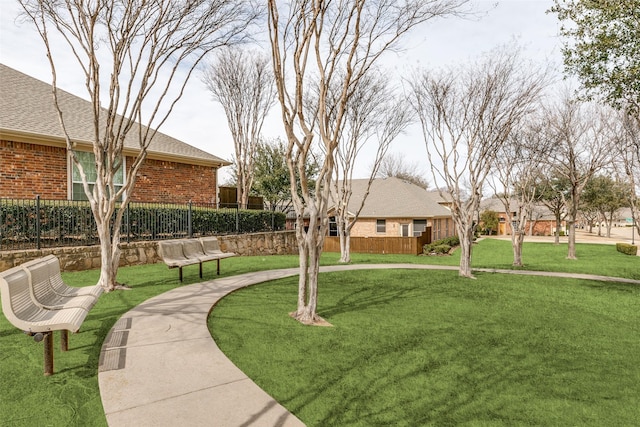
[95,218,121,291]
[567,220,577,259]
[459,234,473,277]
[511,231,524,266]
[293,231,322,324]
[290,201,327,325]
[339,229,351,263]
[457,222,475,278]
[605,212,613,238]
[554,214,561,245]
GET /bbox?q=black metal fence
[0,197,287,251]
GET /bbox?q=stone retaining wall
[0,231,298,272]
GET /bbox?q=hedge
[616,242,638,256]
[1,200,285,250]
[423,235,460,255]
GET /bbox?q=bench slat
[0,266,87,333]
[43,255,103,299]
[23,258,97,311]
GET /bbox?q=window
[328,216,338,236]
[376,219,386,233]
[71,151,124,200]
[413,219,427,237]
[433,218,439,240]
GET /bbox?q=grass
[0,239,638,426]
[210,270,640,426]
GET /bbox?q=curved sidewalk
[98,264,640,427]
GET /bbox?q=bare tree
[267,0,470,324]
[331,72,413,263]
[202,48,276,208]
[535,171,570,245]
[410,47,547,277]
[544,93,612,259]
[489,119,552,266]
[375,152,430,189]
[614,110,640,239]
[20,0,257,291]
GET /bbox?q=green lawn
[0,239,638,426]
[210,270,640,426]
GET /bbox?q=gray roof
[332,177,452,218]
[0,64,229,166]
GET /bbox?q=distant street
[488,226,639,254]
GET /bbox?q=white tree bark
[21,0,257,290]
[410,46,548,277]
[202,48,276,208]
[267,0,470,323]
[490,119,551,266]
[329,72,413,263]
[543,92,613,260]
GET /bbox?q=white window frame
[412,219,427,237]
[68,150,126,201]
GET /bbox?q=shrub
[428,244,452,254]
[423,235,459,255]
[1,200,286,249]
[439,235,460,247]
[616,243,638,256]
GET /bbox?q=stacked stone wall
[0,231,298,272]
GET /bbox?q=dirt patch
[289,311,333,327]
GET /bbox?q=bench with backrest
[41,255,103,299]
[158,237,236,282]
[200,236,236,274]
[23,256,98,311]
[0,256,102,375]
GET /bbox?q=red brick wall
[129,157,218,204]
[529,220,555,236]
[1,140,219,203]
[0,140,68,199]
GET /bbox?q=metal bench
[200,236,236,274]
[0,259,97,376]
[158,238,236,281]
[22,256,98,311]
[41,255,103,299]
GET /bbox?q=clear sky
[0,0,564,183]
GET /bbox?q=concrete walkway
[98,264,640,427]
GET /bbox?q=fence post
[126,204,130,244]
[188,201,193,238]
[235,207,239,234]
[36,195,41,250]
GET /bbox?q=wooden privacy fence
[323,229,431,256]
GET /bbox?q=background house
[480,197,566,236]
[328,177,455,242]
[0,64,230,204]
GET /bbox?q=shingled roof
[0,64,229,167]
[331,177,452,218]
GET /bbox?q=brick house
[479,197,566,236]
[0,64,230,204]
[327,177,456,242]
